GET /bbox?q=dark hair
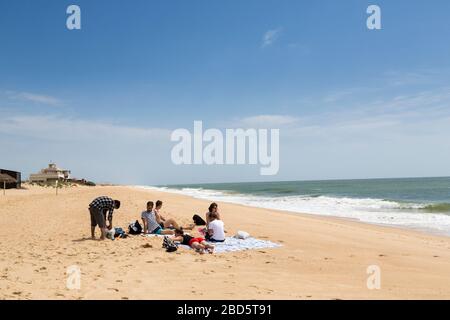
[208,202,218,212]
[174,228,184,235]
[147,201,154,208]
[155,200,163,207]
[209,212,219,220]
[114,200,121,209]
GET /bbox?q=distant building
[0,169,21,189]
[29,163,71,183]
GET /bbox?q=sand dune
[0,184,449,300]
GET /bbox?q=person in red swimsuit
[173,229,215,254]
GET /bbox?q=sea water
[139,177,450,236]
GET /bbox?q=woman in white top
[206,212,225,242]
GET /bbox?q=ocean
[139,177,450,236]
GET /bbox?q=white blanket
[179,237,282,253]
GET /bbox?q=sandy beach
[0,184,449,300]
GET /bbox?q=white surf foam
[135,185,450,236]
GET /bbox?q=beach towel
[141,233,165,238]
[178,236,281,253]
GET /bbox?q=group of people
[88,196,226,253]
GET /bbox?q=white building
[29,163,71,183]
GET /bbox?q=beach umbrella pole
[3,181,5,196]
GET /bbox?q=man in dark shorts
[89,196,121,240]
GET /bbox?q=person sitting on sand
[206,212,225,242]
[89,196,121,240]
[154,200,194,230]
[141,201,174,235]
[172,229,214,254]
[206,202,221,227]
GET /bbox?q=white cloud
[0,114,173,184]
[0,114,170,142]
[237,114,299,128]
[383,70,438,87]
[2,80,450,184]
[322,89,358,103]
[261,28,282,48]
[286,87,450,140]
[8,91,63,107]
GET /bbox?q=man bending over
[89,196,121,240]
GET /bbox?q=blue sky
[1,0,450,184]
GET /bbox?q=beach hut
[0,169,21,188]
[0,173,17,195]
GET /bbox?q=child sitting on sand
[172,229,214,254]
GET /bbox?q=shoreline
[133,185,450,239]
[1,184,450,299]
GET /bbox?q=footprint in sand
[108,288,119,292]
[202,270,214,275]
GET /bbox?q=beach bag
[162,236,178,252]
[114,227,127,238]
[193,214,206,226]
[106,228,115,240]
[128,220,142,235]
